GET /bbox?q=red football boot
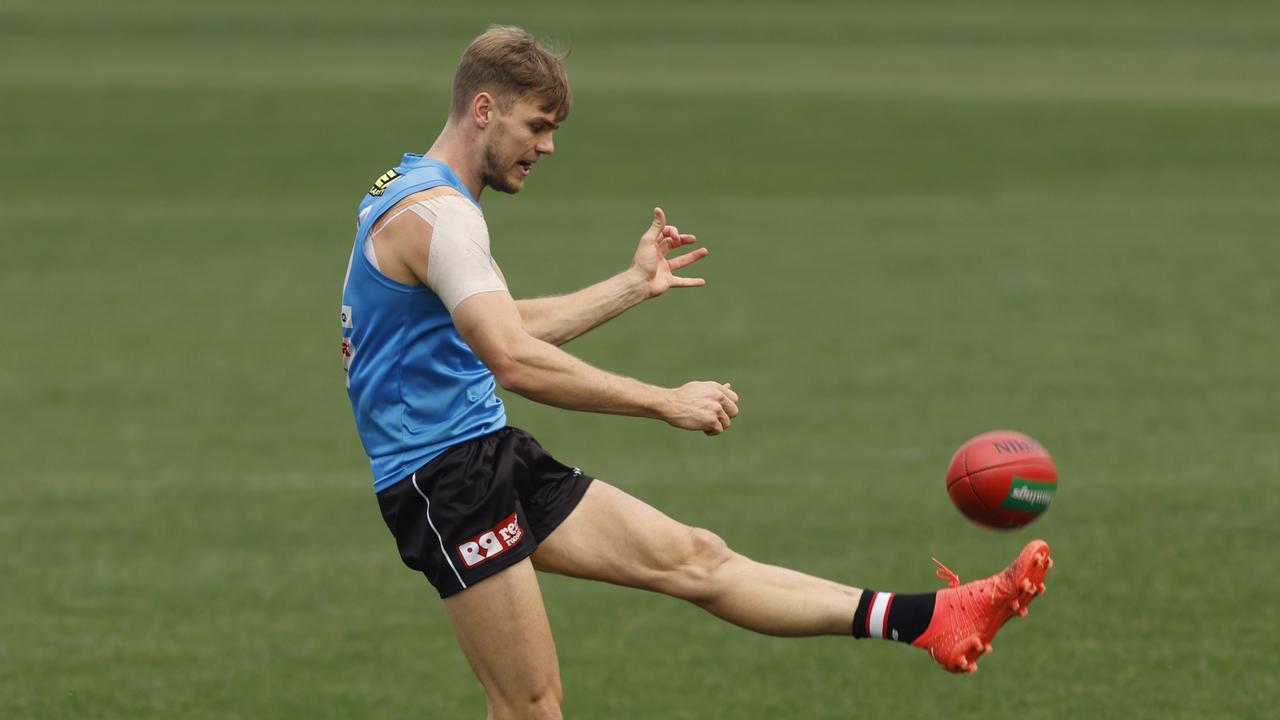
[912,540,1053,673]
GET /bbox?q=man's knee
[670,527,735,600]
[491,683,563,720]
[528,684,563,720]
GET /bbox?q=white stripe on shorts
[411,472,466,591]
[868,591,894,639]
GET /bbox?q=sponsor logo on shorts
[1001,477,1056,513]
[456,512,524,568]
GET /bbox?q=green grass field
[3,0,1278,717]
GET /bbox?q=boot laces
[931,557,961,588]
[934,556,1010,608]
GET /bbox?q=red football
[946,430,1057,529]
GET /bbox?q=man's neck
[425,126,484,200]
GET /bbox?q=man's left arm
[511,207,708,346]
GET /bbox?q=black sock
[851,589,935,644]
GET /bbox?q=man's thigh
[443,558,561,712]
[530,480,710,591]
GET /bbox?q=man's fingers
[661,229,695,246]
[723,384,739,403]
[721,397,739,418]
[708,411,728,432]
[651,207,666,228]
[657,230,677,252]
[670,277,706,288]
[667,247,708,270]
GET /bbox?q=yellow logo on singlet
[368,169,402,196]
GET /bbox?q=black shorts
[376,426,594,598]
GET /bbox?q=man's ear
[473,92,495,128]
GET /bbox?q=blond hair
[450,25,571,121]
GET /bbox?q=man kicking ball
[338,25,1052,720]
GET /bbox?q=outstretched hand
[630,207,708,298]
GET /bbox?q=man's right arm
[374,194,738,434]
[451,291,739,435]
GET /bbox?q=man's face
[480,96,560,194]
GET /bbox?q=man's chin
[483,173,523,195]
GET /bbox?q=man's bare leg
[443,558,563,720]
[532,480,861,636]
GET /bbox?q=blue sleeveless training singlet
[340,154,506,492]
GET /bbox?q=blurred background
[2,0,1277,717]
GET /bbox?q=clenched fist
[662,381,740,435]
